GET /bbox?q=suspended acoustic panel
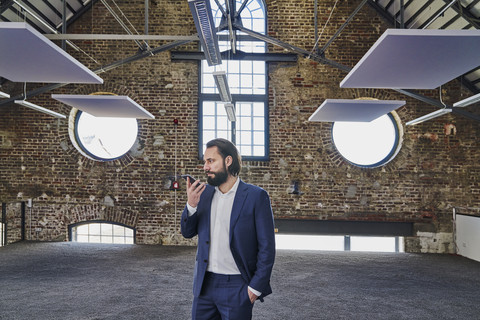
[0,22,103,84]
[340,29,480,89]
[51,94,155,119]
[308,99,405,122]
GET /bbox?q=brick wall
[1,0,479,252]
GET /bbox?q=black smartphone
[181,174,196,184]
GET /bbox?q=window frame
[198,0,269,161]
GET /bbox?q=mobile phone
[181,174,196,184]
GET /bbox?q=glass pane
[275,235,344,251]
[203,116,216,130]
[113,225,125,236]
[229,74,240,91]
[252,18,264,32]
[240,61,252,73]
[239,145,252,156]
[253,132,264,145]
[216,104,227,116]
[240,103,252,116]
[240,117,251,130]
[101,223,113,236]
[89,235,101,243]
[242,74,253,88]
[253,103,264,116]
[217,130,229,140]
[217,116,228,130]
[101,236,113,244]
[253,146,264,157]
[240,131,252,145]
[203,102,216,115]
[253,75,264,89]
[76,224,89,235]
[203,131,216,144]
[89,224,100,235]
[228,60,240,74]
[253,117,264,130]
[350,236,397,253]
[77,235,89,242]
[113,237,125,244]
[252,61,265,73]
[125,228,134,237]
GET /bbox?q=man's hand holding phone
[181,175,206,208]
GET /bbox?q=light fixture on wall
[188,0,222,66]
[288,181,304,195]
[406,108,451,126]
[14,100,66,119]
[0,91,10,98]
[213,71,232,102]
[224,103,236,122]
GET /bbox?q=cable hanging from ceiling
[308,0,340,58]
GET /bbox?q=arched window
[69,221,135,244]
[200,0,268,160]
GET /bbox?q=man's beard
[206,164,229,186]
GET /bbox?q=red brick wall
[1,0,479,251]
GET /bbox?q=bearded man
[181,138,276,320]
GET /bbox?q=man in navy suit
[181,138,276,320]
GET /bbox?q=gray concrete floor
[1,241,479,320]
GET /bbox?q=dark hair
[206,138,242,176]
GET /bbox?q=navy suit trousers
[192,272,254,320]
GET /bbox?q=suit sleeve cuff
[248,286,261,297]
[186,203,197,217]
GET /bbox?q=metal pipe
[400,0,405,28]
[234,23,351,72]
[145,0,148,48]
[422,0,457,29]
[314,0,318,54]
[62,0,66,50]
[45,34,198,41]
[21,201,25,241]
[100,0,144,49]
[1,203,6,246]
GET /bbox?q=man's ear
[225,155,232,167]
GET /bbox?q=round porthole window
[331,112,402,168]
[73,110,138,161]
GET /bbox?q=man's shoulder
[239,179,267,194]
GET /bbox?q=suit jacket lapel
[202,185,215,238]
[230,180,248,242]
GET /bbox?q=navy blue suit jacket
[181,179,275,300]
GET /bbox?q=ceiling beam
[0,0,14,15]
[171,50,298,62]
[45,34,198,41]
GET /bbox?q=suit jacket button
[183,218,187,222]
[204,259,208,263]
[206,241,210,244]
